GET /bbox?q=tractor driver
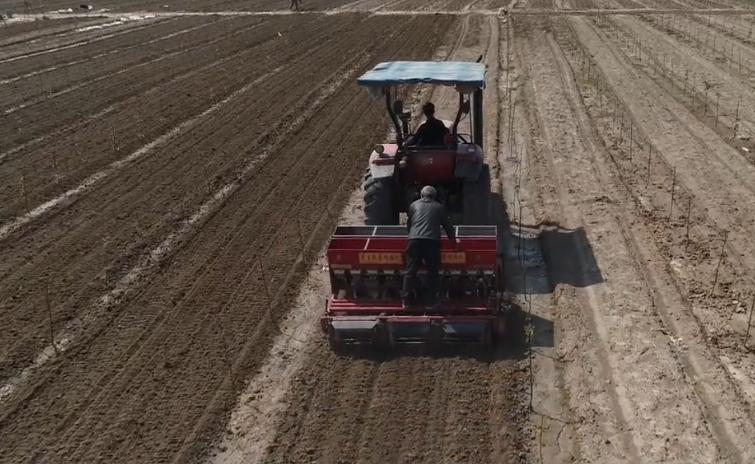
[402,185,458,310]
[414,102,450,146]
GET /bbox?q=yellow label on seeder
[442,252,466,264]
[359,252,403,265]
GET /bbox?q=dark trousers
[402,239,441,304]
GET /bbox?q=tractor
[320,61,506,348]
[358,61,491,226]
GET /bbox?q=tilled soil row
[0,17,106,45]
[512,14,755,462]
[608,14,755,155]
[0,16,330,221]
[267,345,526,463]
[264,349,528,464]
[0,16,222,106]
[575,14,755,302]
[0,16,192,79]
[192,0,352,11]
[0,16,170,62]
[5,0,351,12]
[509,14,755,461]
[555,15,755,453]
[0,14,359,381]
[581,13,755,335]
[0,17,265,138]
[0,14,452,464]
[678,12,755,48]
[0,16,261,143]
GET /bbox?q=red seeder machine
[321,225,506,347]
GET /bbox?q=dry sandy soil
[1,0,755,463]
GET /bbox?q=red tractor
[358,61,491,226]
[321,61,506,348]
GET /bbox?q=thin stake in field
[745,296,755,349]
[629,123,633,163]
[45,280,58,354]
[685,197,692,253]
[19,171,28,210]
[51,153,63,193]
[295,216,305,253]
[668,166,676,221]
[709,231,729,298]
[215,314,235,382]
[618,114,624,144]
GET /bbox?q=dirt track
[2,1,755,463]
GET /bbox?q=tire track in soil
[0,14,359,385]
[0,15,442,464]
[497,13,582,462]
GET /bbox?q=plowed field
[2,1,755,464]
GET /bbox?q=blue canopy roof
[357,61,486,88]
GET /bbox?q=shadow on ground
[493,193,603,295]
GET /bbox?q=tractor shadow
[493,193,604,294]
[492,193,604,352]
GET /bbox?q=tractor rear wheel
[363,174,398,225]
[462,163,491,225]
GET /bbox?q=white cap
[420,185,437,199]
